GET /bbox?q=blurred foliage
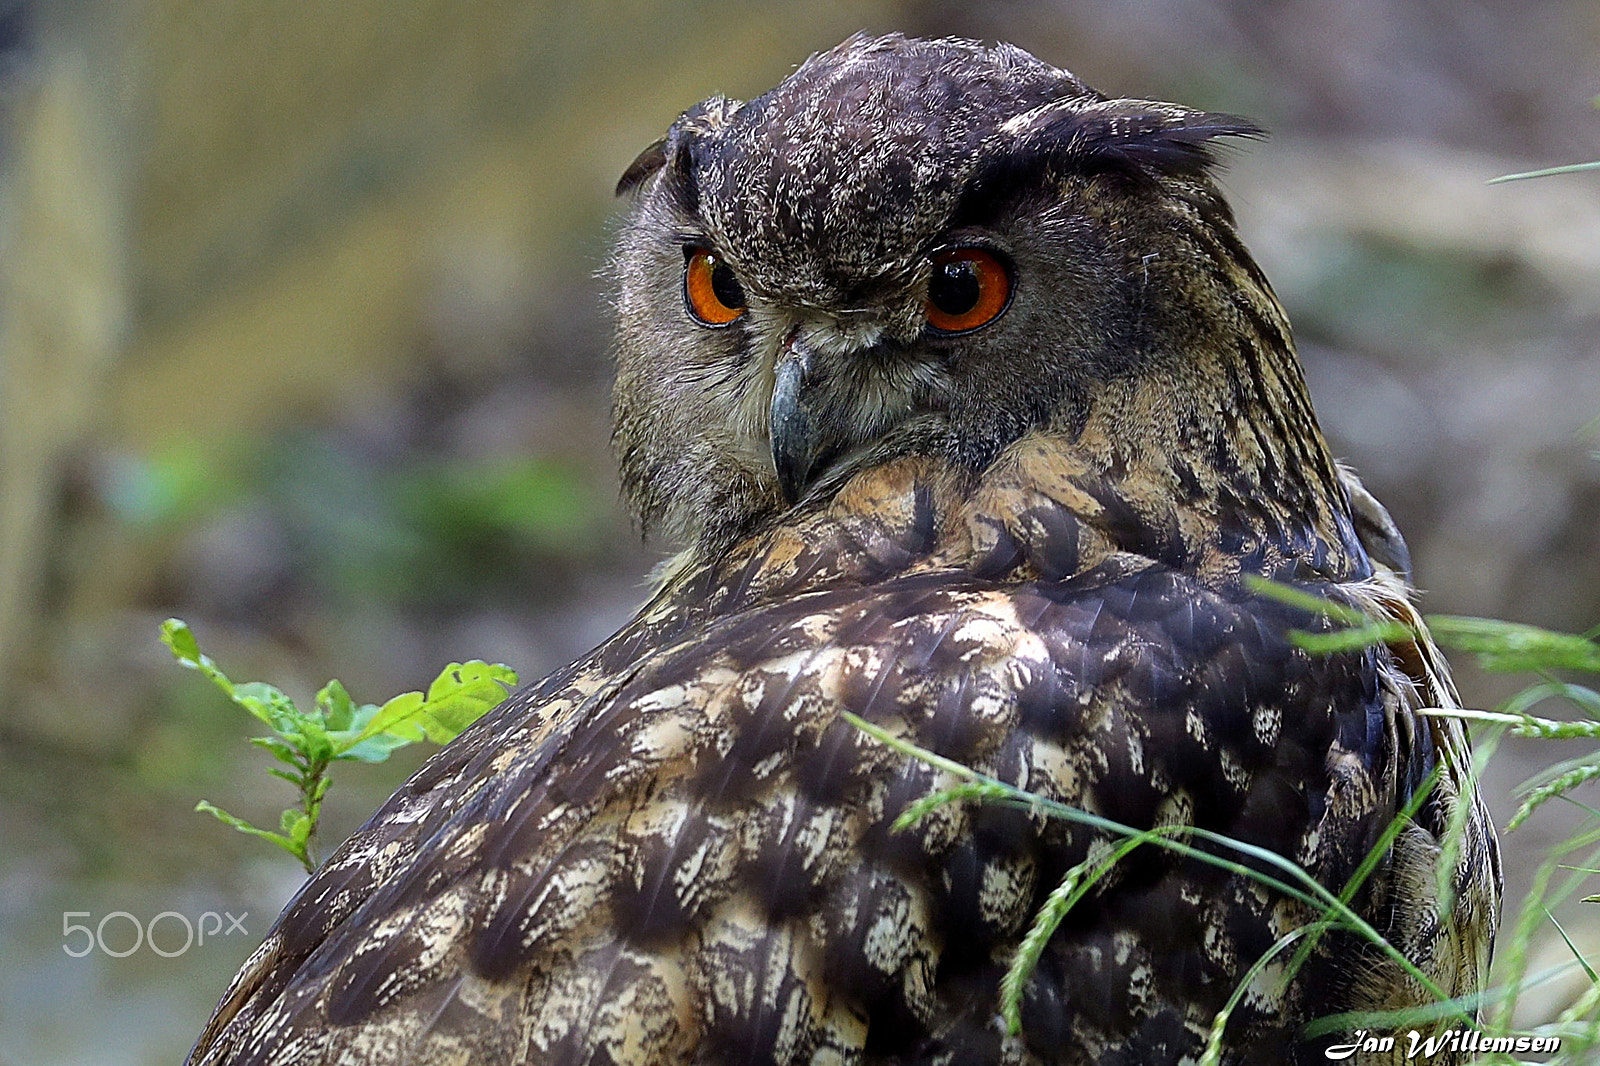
[1289,235,1551,353]
[98,445,242,530]
[391,457,604,594]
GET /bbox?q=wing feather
[190,551,1439,1065]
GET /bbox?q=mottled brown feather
[189,444,1496,1066]
[188,33,1497,1066]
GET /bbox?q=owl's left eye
[925,248,1012,334]
[684,248,747,327]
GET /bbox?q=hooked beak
[770,334,823,506]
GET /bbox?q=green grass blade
[1488,161,1600,184]
[843,713,1460,1019]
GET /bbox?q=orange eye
[924,248,1012,334]
[684,248,747,326]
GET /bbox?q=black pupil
[710,261,744,309]
[930,258,981,316]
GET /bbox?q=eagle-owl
[189,34,1499,1066]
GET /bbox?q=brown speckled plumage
[189,34,1498,1066]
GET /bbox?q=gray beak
[770,335,820,506]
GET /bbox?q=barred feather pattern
[188,445,1498,1066]
[188,33,1499,1066]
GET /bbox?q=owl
[188,33,1499,1066]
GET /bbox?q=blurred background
[0,1,1596,1062]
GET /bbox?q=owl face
[610,34,1262,551]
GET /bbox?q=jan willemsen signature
[1325,1028,1560,1060]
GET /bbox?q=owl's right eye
[684,249,747,326]
[925,248,1012,334]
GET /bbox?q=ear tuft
[958,99,1262,222]
[615,138,668,197]
[1065,101,1264,176]
[615,97,739,201]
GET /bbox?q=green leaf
[195,800,300,857]
[317,679,358,731]
[227,680,303,732]
[356,691,429,744]
[422,661,520,740]
[163,619,243,708]
[171,614,518,876]
[325,694,391,757]
[195,800,264,835]
[334,732,412,764]
[248,735,301,765]
[293,711,335,763]
[163,619,307,733]
[343,661,516,752]
[160,618,205,666]
[281,809,314,849]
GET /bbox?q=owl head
[609,33,1336,561]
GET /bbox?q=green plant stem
[845,713,1463,1024]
